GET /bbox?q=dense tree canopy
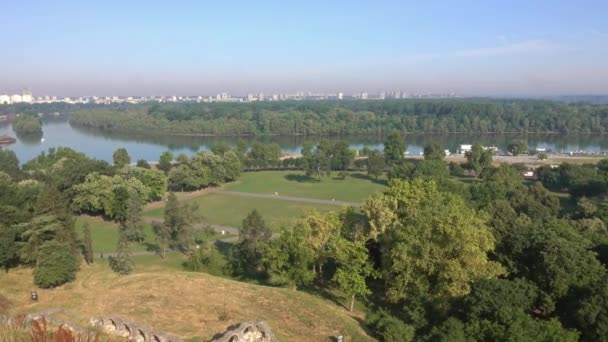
[70,99,608,136]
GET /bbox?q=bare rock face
[213,321,277,342]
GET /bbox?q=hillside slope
[0,263,374,341]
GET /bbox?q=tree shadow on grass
[349,172,388,186]
[143,242,160,253]
[284,173,321,183]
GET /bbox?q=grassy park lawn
[76,216,231,253]
[75,216,154,253]
[224,171,386,203]
[145,192,340,229]
[0,265,373,341]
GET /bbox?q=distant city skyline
[1,1,607,97]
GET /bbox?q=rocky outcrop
[89,316,183,342]
[213,321,276,342]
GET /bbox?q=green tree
[363,179,505,301]
[82,222,94,264]
[262,225,314,291]
[423,143,446,160]
[332,238,374,311]
[153,222,172,258]
[299,210,340,277]
[164,192,198,251]
[109,228,133,275]
[158,151,174,174]
[0,226,20,272]
[331,140,355,170]
[367,150,386,180]
[112,148,131,168]
[0,150,21,180]
[123,193,145,243]
[464,144,493,177]
[33,240,79,288]
[508,140,528,156]
[233,209,273,276]
[384,131,406,166]
[136,159,151,169]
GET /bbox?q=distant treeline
[68,99,608,136]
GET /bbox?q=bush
[538,152,548,160]
[368,309,416,342]
[33,241,79,288]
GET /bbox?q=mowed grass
[224,171,386,203]
[75,216,154,253]
[75,216,231,253]
[0,265,373,341]
[146,192,339,229]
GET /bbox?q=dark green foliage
[109,228,133,275]
[230,210,272,276]
[33,240,79,288]
[384,131,405,166]
[0,150,21,179]
[464,144,492,177]
[247,142,281,168]
[82,222,94,264]
[136,159,151,169]
[367,309,416,342]
[163,192,199,251]
[158,151,173,174]
[0,226,20,272]
[262,225,314,290]
[423,143,445,160]
[167,151,241,191]
[123,193,145,243]
[507,139,528,156]
[112,148,131,168]
[366,150,386,179]
[13,113,42,135]
[71,99,608,136]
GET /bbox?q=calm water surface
[2,119,608,164]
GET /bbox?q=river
[2,118,608,164]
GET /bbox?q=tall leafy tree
[164,192,198,251]
[363,179,505,301]
[332,237,375,311]
[384,131,406,166]
[508,140,528,156]
[82,222,94,264]
[464,144,493,177]
[366,150,386,180]
[299,210,340,277]
[158,150,174,174]
[423,143,446,160]
[234,209,272,275]
[33,240,79,288]
[112,148,131,168]
[0,150,21,180]
[123,193,145,243]
[262,225,314,291]
[0,226,20,272]
[109,228,133,275]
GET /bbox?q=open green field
[76,216,231,253]
[0,265,373,341]
[224,171,387,202]
[75,217,153,253]
[145,192,340,229]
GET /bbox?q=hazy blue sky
[1,0,607,96]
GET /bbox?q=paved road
[220,190,361,207]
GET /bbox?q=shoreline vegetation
[69,99,608,136]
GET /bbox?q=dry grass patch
[0,265,373,341]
